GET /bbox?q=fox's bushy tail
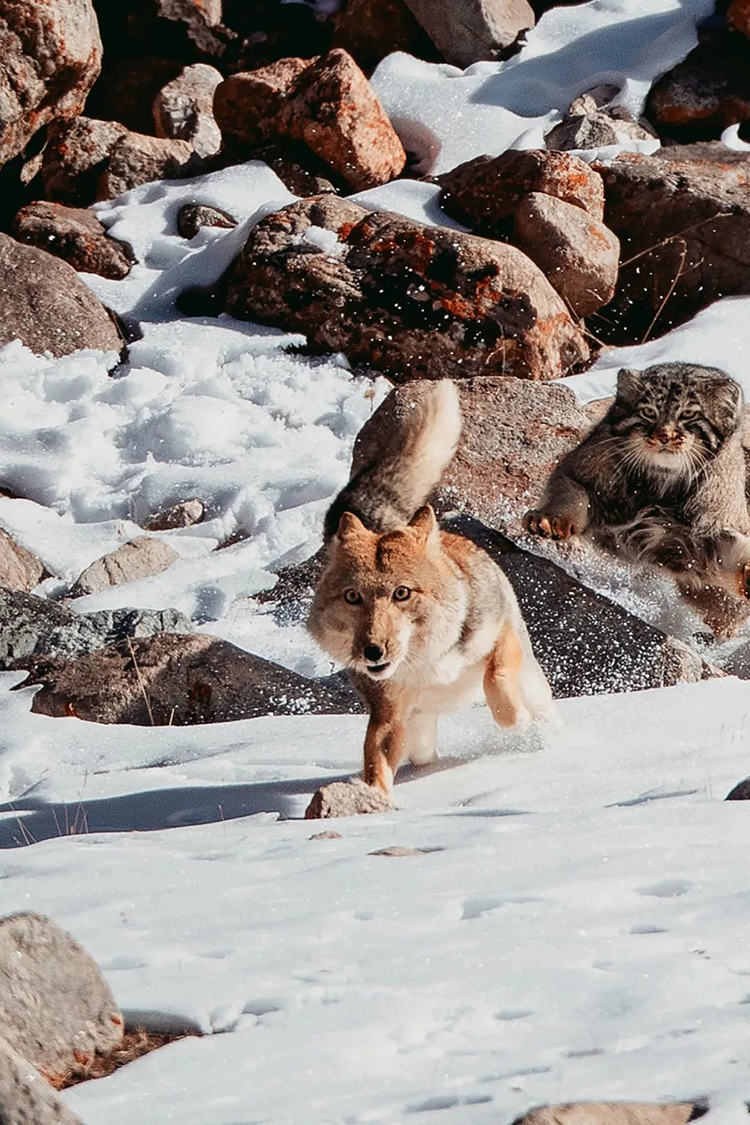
[324,380,462,540]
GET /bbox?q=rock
[355,377,600,531]
[156,0,228,57]
[514,1105,696,1125]
[224,195,589,381]
[71,537,180,597]
[546,107,656,151]
[0,0,102,168]
[305,779,394,818]
[153,63,223,158]
[0,911,123,1082]
[726,775,750,799]
[439,150,606,236]
[0,1036,85,1125]
[12,202,135,280]
[451,517,716,698]
[647,32,750,141]
[594,144,750,338]
[0,529,44,592]
[513,192,620,317]
[0,234,123,358]
[214,57,312,151]
[143,498,206,530]
[86,56,185,135]
[285,49,406,191]
[309,830,343,839]
[369,845,425,856]
[27,633,362,725]
[41,117,129,206]
[251,142,338,197]
[729,0,750,40]
[0,588,193,670]
[177,203,237,239]
[97,132,200,201]
[331,0,437,71]
[403,0,535,68]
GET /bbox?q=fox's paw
[523,510,579,541]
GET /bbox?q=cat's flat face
[609,363,743,476]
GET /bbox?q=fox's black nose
[364,644,384,663]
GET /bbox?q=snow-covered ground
[3,1,750,1121]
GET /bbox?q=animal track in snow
[630,924,669,934]
[638,879,692,898]
[405,1094,493,1113]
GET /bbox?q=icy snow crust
[3,1,750,1120]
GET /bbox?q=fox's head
[308,506,467,682]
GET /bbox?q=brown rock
[729,0,750,39]
[0,234,123,358]
[0,1035,85,1125]
[153,63,223,158]
[224,195,589,381]
[305,779,394,818]
[595,144,750,338]
[98,132,200,200]
[647,32,750,140]
[309,830,343,839]
[403,0,535,67]
[252,142,338,197]
[515,1104,696,1125]
[28,633,361,725]
[71,537,180,597]
[0,529,44,593]
[143,498,206,530]
[546,108,656,151]
[0,911,123,1083]
[332,0,436,71]
[357,377,599,530]
[285,49,406,191]
[12,202,135,280]
[513,192,620,317]
[0,0,102,168]
[369,845,425,856]
[177,202,237,239]
[439,150,606,236]
[214,57,312,150]
[41,117,128,206]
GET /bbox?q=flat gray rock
[0,1036,84,1125]
[0,912,123,1084]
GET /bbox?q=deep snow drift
[2,1,750,1122]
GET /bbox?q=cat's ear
[616,368,646,404]
[706,376,743,435]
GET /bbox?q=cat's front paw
[523,510,579,541]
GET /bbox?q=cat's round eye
[343,589,361,605]
[681,405,699,419]
[393,586,411,602]
[639,405,657,420]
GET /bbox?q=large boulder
[647,33,750,141]
[439,150,606,235]
[224,196,589,381]
[97,132,200,200]
[595,144,750,337]
[0,588,193,670]
[12,201,135,280]
[26,633,362,724]
[403,0,535,68]
[513,192,620,317]
[0,234,122,358]
[546,86,657,151]
[0,1036,84,1125]
[71,536,180,597]
[41,117,128,206]
[0,0,102,168]
[152,63,223,158]
[0,529,44,592]
[0,912,123,1083]
[213,57,311,151]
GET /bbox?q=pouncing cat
[523,362,750,637]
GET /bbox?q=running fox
[308,381,553,796]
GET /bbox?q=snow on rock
[371,0,714,174]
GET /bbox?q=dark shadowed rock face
[224,196,589,381]
[41,117,129,206]
[0,234,123,358]
[27,633,362,725]
[647,32,750,141]
[0,912,123,1083]
[0,0,103,167]
[12,202,135,280]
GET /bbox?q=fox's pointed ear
[335,511,367,541]
[408,505,440,552]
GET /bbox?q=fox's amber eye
[343,589,361,605]
[393,586,411,602]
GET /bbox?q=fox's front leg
[483,623,530,730]
[523,472,590,541]
[363,701,407,795]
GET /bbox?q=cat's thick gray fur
[524,362,750,635]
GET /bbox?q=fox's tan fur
[309,381,552,795]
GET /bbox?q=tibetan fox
[308,381,553,796]
[524,362,750,636]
